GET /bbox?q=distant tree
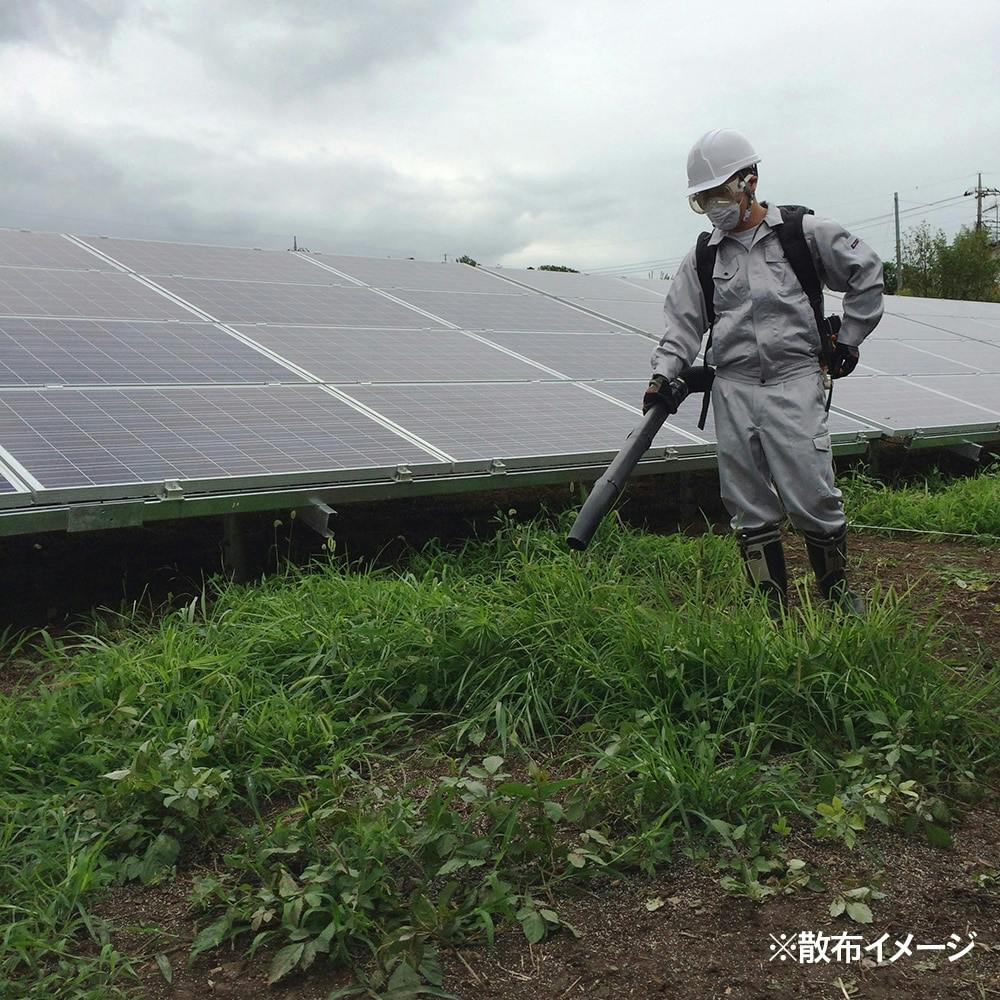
[881,259,897,295]
[457,255,478,267]
[900,223,946,298]
[537,264,579,272]
[897,223,999,301]
[938,227,1000,302]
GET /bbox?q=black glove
[829,341,859,379]
[642,374,685,414]
[642,366,716,415]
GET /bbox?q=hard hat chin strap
[738,175,756,224]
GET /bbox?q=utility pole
[893,192,902,293]
[963,173,1000,232]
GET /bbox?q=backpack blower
[567,365,716,550]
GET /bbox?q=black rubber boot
[738,525,788,619]
[804,525,865,615]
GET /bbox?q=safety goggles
[688,176,745,214]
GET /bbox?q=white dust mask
[706,200,743,231]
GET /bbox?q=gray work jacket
[650,202,884,385]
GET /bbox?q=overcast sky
[2,0,998,275]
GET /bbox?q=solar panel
[81,236,342,283]
[592,381,715,438]
[591,380,878,442]
[485,268,667,301]
[0,318,301,387]
[883,295,1000,320]
[561,298,665,335]
[0,228,998,535]
[0,386,435,490]
[880,313,1000,343]
[483,332,658,380]
[152,277,449,328]
[233,326,550,383]
[383,290,621,333]
[855,341,982,376]
[617,277,672,295]
[0,267,196,320]
[906,340,1000,372]
[344,381,701,460]
[317,256,521,294]
[908,374,1000,417]
[838,310,964,342]
[0,229,116,271]
[830,375,1000,432]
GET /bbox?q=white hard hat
[686,129,761,196]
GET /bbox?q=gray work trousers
[713,370,846,536]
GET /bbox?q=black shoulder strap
[776,204,835,411]
[693,232,716,430]
[774,205,825,334]
[695,230,716,327]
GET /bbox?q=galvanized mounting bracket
[489,458,507,475]
[948,440,983,463]
[394,465,413,483]
[161,480,184,500]
[67,502,145,533]
[295,499,336,539]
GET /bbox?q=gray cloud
[0,0,130,52]
[0,1,997,272]
[0,126,626,267]
[149,0,517,100]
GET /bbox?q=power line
[585,254,686,276]
[845,194,966,228]
[583,196,969,274]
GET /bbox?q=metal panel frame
[0,436,876,539]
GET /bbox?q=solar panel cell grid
[831,375,1000,430]
[591,381,878,441]
[883,314,1000,343]
[345,381,696,459]
[485,268,667,301]
[884,296,1000,319]
[618,277,672,295]
[385,290,621,333]
[856,341,982,376]
[319,256,522,294]
[911,340,1000,372]
[157,277,447,328]
[0,268,195,320]
[82,236,344,283]
[483,332,657,380]
[0,473,15,493]
[0,230,117,271]
[0,318,301,386]
[909,374,1000,417]
[233,326,547,382]
[592,380,716,439]
[562,298,666,335]
[0,387,434,489]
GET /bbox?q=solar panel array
[0,226,997,531]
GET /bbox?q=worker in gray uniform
[644,129,883,614]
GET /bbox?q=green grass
[1,504,998,998]
[841,462,1000,537]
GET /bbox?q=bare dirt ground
[94,796,1000,1000]
[14,531,1000,999]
